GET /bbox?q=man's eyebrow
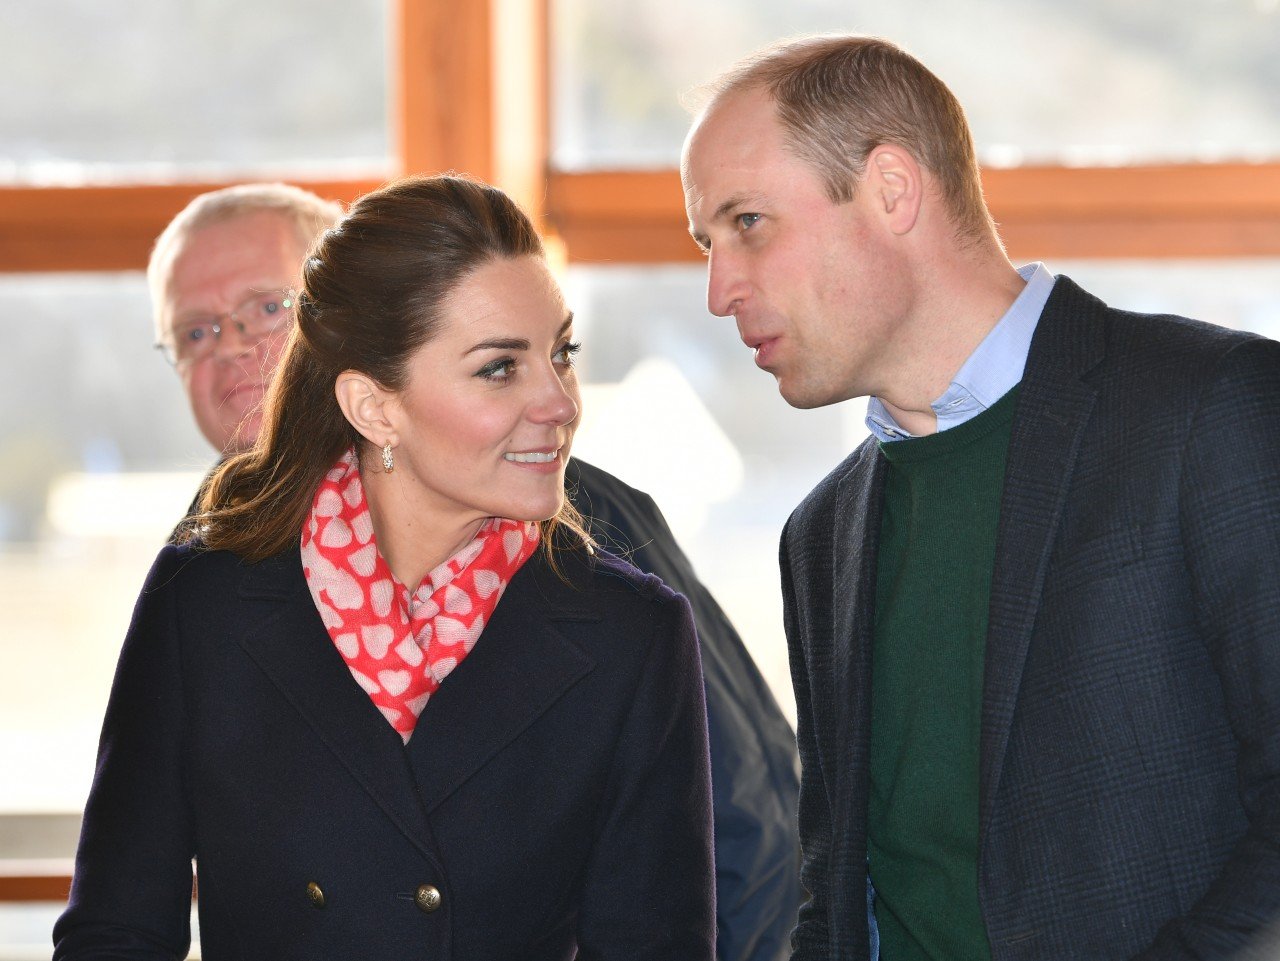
[465,313,574,354]
[687,193,764,251]
[713,193,759,222]
[172,285,290,320]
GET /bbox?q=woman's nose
[529,368,580,426]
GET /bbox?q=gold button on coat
[306,881,325,908]
[414,884,442,913]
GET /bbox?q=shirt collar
[866,262,1056,442]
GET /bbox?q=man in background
[148,184,334,455]
[149,182,802,961]
[682,34,1280,961]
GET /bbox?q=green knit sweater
[867,387,1018,961]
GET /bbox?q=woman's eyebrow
[467,336,529,353]
[465,314,574,354]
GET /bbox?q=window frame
[0,0,1277,274]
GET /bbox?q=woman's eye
[554,341,581,366]
[477,358,516,381]
[736,213,762,231]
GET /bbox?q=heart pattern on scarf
[301,447,539,742]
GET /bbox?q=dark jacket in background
[568,458,802,961]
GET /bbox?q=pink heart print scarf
[300,447,540,741]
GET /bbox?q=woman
[53,176,715,960]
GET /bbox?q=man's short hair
[696,35,993,241]
[147,183,345,340]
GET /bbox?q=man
[682,35,1280,961]
[148,184,338,456]
[149,183,802,961]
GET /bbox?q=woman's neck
[361,466,486,590]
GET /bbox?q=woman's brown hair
[181,174,589,562]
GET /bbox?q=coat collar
[231,546,596,854]
[821,440,887,956]
[832,440,888,783]
[404,557,595,813]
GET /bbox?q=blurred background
[1,0,1278,954]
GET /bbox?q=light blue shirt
[865,263,1056,443]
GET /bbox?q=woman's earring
[382,441,395,473]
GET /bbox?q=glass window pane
[0,274,209,815]
[552,0,1280,169]
[0,0,390,184]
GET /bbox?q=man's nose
[706,248,748,318]
[212,320,257,360]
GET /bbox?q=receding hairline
[679,40,855,188]
[148,184,344,340]
[682,33,996,242]
[683,34,874,117]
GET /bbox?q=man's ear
[865,144,923,235]
[334,370,398,449]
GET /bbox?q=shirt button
[415,883,442,913]
[306,881,325,909]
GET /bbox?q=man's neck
[874,249,1026,437]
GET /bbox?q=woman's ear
[334,370,398,448]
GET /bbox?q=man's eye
[182,324,212,343]
[251,296,288,318]
[737,213,762,231]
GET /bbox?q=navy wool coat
[567,458,802,961]
[784,277,1280,960]
[54,542,715,960]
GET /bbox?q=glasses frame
[156,289,296,368]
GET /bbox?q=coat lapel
[979,277,1106,847]
[831,442,888,823]
[405,553,596,813]
[233,551,439,861]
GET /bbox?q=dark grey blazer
[54,542,715,960]
[783,277,1280,960]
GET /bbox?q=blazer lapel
[831,442,888,817]
[405,554,596,814]
[233,552,438,861]
[979,277,1106,847]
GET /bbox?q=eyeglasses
[157,290,296,367]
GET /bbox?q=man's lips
[220,381,266,406]
[741,332,780,369]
